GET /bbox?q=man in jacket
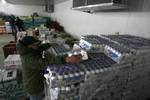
[16,36,81,100]
[16,17,24,31]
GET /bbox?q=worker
[9,15,17,41]
[16,17,24,31]
[16,36,82,100]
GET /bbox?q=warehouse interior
[0,0,150,100]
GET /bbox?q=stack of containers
[47,44,70,56]
[3,41,17,58]
[0,69,26,99]
[79,35,150,100]
[44,39,82,100]
[5,22,12,33]
[38,27,67,45]
[44,34,150,100]
[4,54,22,69]
[17,31,27,40]
[44,52,116,100]
[0,20,6,34]
[80,35,131,63]
[44,64,85,100]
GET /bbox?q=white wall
[50,0,150,38]
[0,2,48,16]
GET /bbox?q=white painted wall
[0,2,48,16]
[50,0,150,38]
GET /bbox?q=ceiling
[6,0,68,5]
[55,0,68,4]
[6,0,45,5]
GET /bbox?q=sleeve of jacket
[25,52,67,70]
[37,43,51,52]
[45,51,67,64]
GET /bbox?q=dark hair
[20,36,39,46]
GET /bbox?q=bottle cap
[58,75,63,80]
[61,87,65,91]
[75,73,79,76]
[66,87,71,91]
[95,70,100,73]
[69,74,74,77]
[64,75,69,79]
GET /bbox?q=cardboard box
[0,20,5,26]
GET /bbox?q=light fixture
[1,0,7,4]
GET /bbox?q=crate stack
[79,35,150,100]
[44,64,85,100]
[44,44,82,100]
[17,31,27,41]
[39,28,66,45]
[80,35,131,63]
[0,20,6,34]
[44,52,116,100]
[44,34,150,100]
[0,69,26,100]
[47,44,70,56]
[3,41,17,58]
[4,54,22,69]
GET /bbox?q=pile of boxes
[4,54,22,69]
[17,31,27,40]
[79,35,150,100]
[47,44,70,56]
[44,34,150,100]
[0,69,26,99]
[0,20,6,34]
[80,54,150,100]
[44,52,116,100]
[44,64,85,100]
[3,41,17,58]
[1,52,25,99]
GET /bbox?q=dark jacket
[16,41,66,94]
[16,18,24,26]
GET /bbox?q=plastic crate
[0,26,6,34]
[3,43,17,58]
[4,54,22,69]
[0,69,26,100]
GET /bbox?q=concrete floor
[0,34,14,69]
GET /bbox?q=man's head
[21,36,41,50]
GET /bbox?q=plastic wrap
[4,54,22,69]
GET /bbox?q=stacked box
[44,34,150,100]
[44,64,85,100]
[80,60,150,100]
[3,42,17,58]
[17,31,27,40]
[0,69,26,99]
[0,26,6,34]
[80,35,131,63]
[44,53,116,100]
[5,22,12,33]
[39,28,68,45]
[4,54,22,69]
[47,44,70,56]
[79,35,150,100]
[103,34,150,50]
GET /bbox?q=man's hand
[65,55,82,64]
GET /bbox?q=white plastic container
[4,54,22,69]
